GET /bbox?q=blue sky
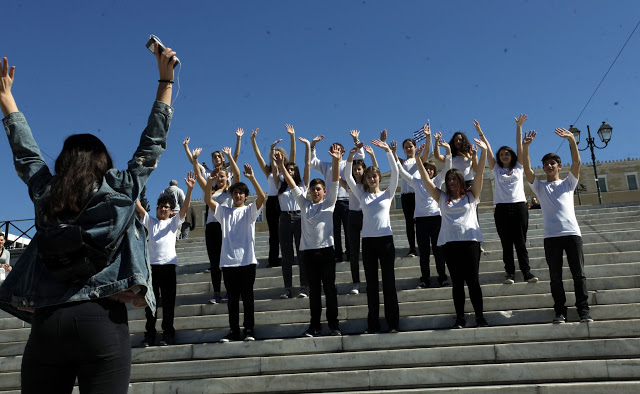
[1,0,639,225]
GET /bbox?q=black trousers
[303,247,339,330]
[279,211,307,289]
[222,264,256,333]
[401,193,417,252]
[333,200,350,258]
[22,299,130,394]
[347,210,363,283]
[266,196,281,265]
[544,235,589,316]
[362,236,399,331]
[444,241,484,319]
[494,202,531,275]
[415,216,447,283]
[205,222,223,293]
[145,264,177,337]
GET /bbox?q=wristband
[158,80,174,84]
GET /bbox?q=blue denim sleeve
[2,112,52,199]
[106,101,174,199]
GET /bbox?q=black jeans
[205,222,223,293]
[222,264,256,334]
[333,200,350,258]
[266,196,281,265]
[303,247,339,330]
[22,299,130,394]
[401,193,417,252]
[279,211,307,289]
[543,235,589,316]
[362,236,399,331]
[415,216,447,283]
[494,202,531,275]
[444,241,484,319]
[145,264,177,337]
[347,210,363,283]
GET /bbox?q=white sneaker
[350,284,360,295]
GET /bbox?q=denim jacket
[0,101,173,323]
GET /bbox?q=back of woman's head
[449,132,472,157]
[44,134,113,220]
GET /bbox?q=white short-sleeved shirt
[412,172,444,218]
[207,190,232,224]
[292,181,339,251]
[142,213,185,265]
[492,162,527,204]
[445,155,475,181]
[278,177,307,212]
[213,202,263,267]
[400,158,417,194]
[437,191,484,246]
[311,147,365,200]
[0,248,10,267]
[529,172,581,238]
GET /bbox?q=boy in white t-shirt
[137,172,195,347]
[276,140,342,336]
[522,128,592,324]
[205,164,265,343]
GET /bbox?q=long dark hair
[444,168,467,203]
[352,160,366,184]
[278,162,302,194]
[496,146,517,169]
[43,134,113,220]
[449,132,472,157]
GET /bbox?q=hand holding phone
[146,34,180,68]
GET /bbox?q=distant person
[138,173,194,347]
[180,205,197,239]
[530,197,541,209]
[160,180,185,217]
[522,128,592,324]
[0,232,10,273]
[0,45,177,393]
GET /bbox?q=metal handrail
[1,219,35,249]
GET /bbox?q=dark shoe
[279,289,292,299]
[579,312,594,323]
[330,329,342,336]
[220,293,229,303]
[208,293,222,304]
[416,281,428,289]
[406,250,417,258]
[220,331,241,343]
[304,327,321,337]
[503,274,515,284]
[389,328,399,333]
[553,314,567,324]
[159,333,175,346]
[297,289,309,298]
[363,327,379,334]
[452,317,466,329]
[141,335,155,347]
[476,317,489,328]
[524,272,539,283]
[439,278,452,287]
[244,329,255,341]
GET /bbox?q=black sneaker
[159,333,175,346]
[476,317,489,327]
[220,331,241,343]
[140,335,155,348]
[330,329,342,336]
[304,328,321,337]
[579,312,594,323]
[503,274,515,284]
[452,317,466,329]
[416,281,428,289]
[439,278,452,287]
[406,250,417,258]
[524,272,539,283]
[244,329,255,341]
[363,327,379,334]
[552,314,567,324]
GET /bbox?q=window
[596,175,608,193]
[626,172,639,191]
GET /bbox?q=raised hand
[271,139,283,149]
[422,124,431,138]
[473,138,488,150]
[380,129,388,142]
[470,145,478,156]
[329,144,342,160]
[285,124,295,136]
[0,57,15,95]
[555,128,574,140]
[349,142,365,156]
[182,137,190,146]
[372,139,391,152]
[515,114,528,127]
[184,171,196,189]
[389,140,398,154]
[221,146,232,157]
[311,135,325,147]
[434,131,442,142]
[251,128,259,139]
[192,148,203,160]
[332,143,346,155]
[209,167,220,180]
[298,136,310,146]
[364,145,374,155]
[473,119,484,136]
[273,151,285,167]
[350,129,360,141]
[523,131,537,146]
[236,128,245,138]
[155,43,177,81]
[416,144,426,157]
[243,164,255,179]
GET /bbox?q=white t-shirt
[492,162,527,204]
[311,146,365,200]
[529,172,581,238]
[397,160,444,218]
[400,158,417,194]
[348,184,364,211]
[445,155,475,181]
[278,177,307,212]
[292,181,339,251]
[213,202,263,267]
[266,173,279,196]
[142,213,185,265]
[207,190,232,224]
[0,248,10,267]
[345,151,399,238]
[437,191,484,246]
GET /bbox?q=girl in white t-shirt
[434,131,478,188]
[191,146,241,305]
[345,138,400,333]
[250,126,297,268]
[474,116,538,285]
[422,137,490,329]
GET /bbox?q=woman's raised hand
[298,136,310,146]
[221,146,232,157]
[515,114,528,127]
[184,171,196,188]
[473,138,488,150]
[271,139,283,149]
[251,128,259,139]
[523,130,537,146]
[0,57,15,95]
[389,140,397,154]
[273,151,285,166]
[285,124,295,136]
[422,124,431,138]
[236,128,244,138]
[191,148,202,160]
[372,139,391,152]
[243,164,255,179]
[329,144,343,160]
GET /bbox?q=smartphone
[146,34,180,68]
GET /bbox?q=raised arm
[433,131,446,163]
[204,170,219,211]
[515,114,527,165]
[270,139,284,188]
[286,124,296,163]
[250,128,270,178]
[178,171,195,220]
[191,148,209,191]
[299,136,311,187]
[310,134,329,174]
[134,199,147,219]
[275,151,297,190]
[521,131,537,184]
[473,119,494,169]
[244,164,265,210]
[421,124,432,161]
[154,42,178,106]
[328,144,341,183]
[390,140,401,163]
[345,144,365,201]
[0,57,18,116]
[221,146,241,185]
[232,128,244,163]
[415,152,441,203]
[372,139,399,196]
[471,138,488,199]
[364,145,379,168]
[556,127,581,179]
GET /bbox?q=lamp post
[569,122,613,205]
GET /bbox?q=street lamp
[569,121,613,205]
